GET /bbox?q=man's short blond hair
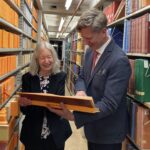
[76,8,107,32]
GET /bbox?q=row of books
[32,5,38,22]
[25,0,38,22]
[23,2,32,24]
[0,29,20,48]
[71,51,84,66]
[72,39,85,51]
[0,76,15,104]
[123,13,150,54]
[0,118,19,150]
[128,59,150,103]
[71,32,81,41]
[126,0,150,15]
[32,16,38,30]
[0,55,17,77]
[32,29,37,40]
[11,0,21,7]
[103,0,123,24]
[0,129,19,150]
[21,54,32,65]
[66,68,75,95]
[0,104,19,150]
[23,21,32,36]
[127,97,150,149]
[41,25,48,41]
[0,97,19,125]
[22,37,36,49]
[0,1,19,28]
[41,34,48,41]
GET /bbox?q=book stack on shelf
[0,96,20,150]
[103,0,125,24]
[102,0,150,149]
[127,97,150,150]
[123,13,150,54]
[41,24,49,41]
[65,31,85,95]
[0,0,42,149]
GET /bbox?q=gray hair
[29,41,60,76]
[76,9,107,32]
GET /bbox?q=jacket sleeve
[73,57,131,128]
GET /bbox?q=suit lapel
[87,40,114,87]
[86,50,93,81]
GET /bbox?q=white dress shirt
[94,36,111,66]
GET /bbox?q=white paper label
[144,60,148,68]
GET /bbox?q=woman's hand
[18,97,32,107]
[47,103,75,121]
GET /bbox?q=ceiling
[42,0,105,39]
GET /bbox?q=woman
[19,41,72,150]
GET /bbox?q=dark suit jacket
[20,71,72,148]
[74,39,131,144]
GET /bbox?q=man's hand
[47,103,74,121]
[18,97,32,107]
[76,91,87,96]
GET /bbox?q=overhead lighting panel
[65,0,72,10]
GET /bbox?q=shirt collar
[96,36,111,54]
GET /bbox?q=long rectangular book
[135,59,150,103]
[17,92,99,113]
[135,105,150,149]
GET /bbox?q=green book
[135,59,150,103]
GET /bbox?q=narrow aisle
[65,86,87,150]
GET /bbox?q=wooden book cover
[17,92,99,113]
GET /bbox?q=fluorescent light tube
[65,0,72,10]
[58,17,64,32]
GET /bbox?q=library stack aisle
[0,0,150,150]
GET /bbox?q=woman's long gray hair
[29,41,60,75]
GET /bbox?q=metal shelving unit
[0,63,30,82]
[107,5,150,27]
[127,53,150,58]
[0,0,41,111]
[127,93,150,110]
[0,48,21,53]
[0,84,21,110]
[0,18,22,34]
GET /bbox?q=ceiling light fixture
[56,33,59,38]
[58,17,65,32]
[65,0,72,10]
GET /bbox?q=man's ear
[102,28,107,34]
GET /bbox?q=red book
[135,105,150,149]
[141,13,150,54]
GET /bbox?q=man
[49,9,131,150]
